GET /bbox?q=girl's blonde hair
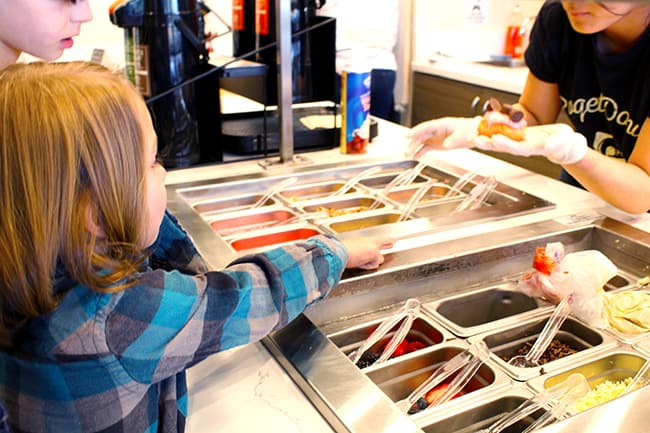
[0,61,150,345]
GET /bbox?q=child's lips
[60,37,74,49]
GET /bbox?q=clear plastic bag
[517,242,617,328]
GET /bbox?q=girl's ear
[85,204,105,238]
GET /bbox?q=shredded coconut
[570,377,632,413]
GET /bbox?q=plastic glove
[406,116,481,158]
[475,123,588,165]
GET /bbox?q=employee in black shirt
[408,1,650,214]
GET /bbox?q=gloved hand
[406,116,482,158]
[475,123,589,165]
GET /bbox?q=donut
[478,98,526,141]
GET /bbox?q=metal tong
[349,298,421,367]
[397,340,490,413]
[478,373,590,433]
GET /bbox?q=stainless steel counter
[266,218,650,433]
[180,120,650,433]
[411,56,529,94]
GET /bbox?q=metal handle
[470,96,481,114]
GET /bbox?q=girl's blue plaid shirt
[0,210,347,433]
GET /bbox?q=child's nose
[72,0,94,23]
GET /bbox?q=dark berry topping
[510,110,524,122]
[356,351,380,369]
[408,397,430,414]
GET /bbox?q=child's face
[137,98,168,248]
[0,0,92,61]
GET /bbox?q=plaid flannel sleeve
[148,209,208,274]
[106,234,348,384]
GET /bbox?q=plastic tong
[478,373,590,433]
[349,298,421,367]
[453,175,497,212]
[251,177,298,208]
[508,295,572,368]
[397,179,437,222]
[623,358,650,395]
[397,340,490,413]
[433,168,497,213]
[332,166,382,197]
[383,155,436,192]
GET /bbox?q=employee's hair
[0,62,149,346]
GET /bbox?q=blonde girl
[0,61,388,433]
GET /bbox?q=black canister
[110,0,209,168]
[252,0,334,106]
[232,0,256,58]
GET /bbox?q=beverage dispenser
[218,0,338,155]
[232,0,256,58]
[110,0,222,167]
[253,0,335,106]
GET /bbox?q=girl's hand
[342,236,394,270]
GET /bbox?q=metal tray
[602,287,650,345]
[300,195,389,215]
[327,313,455,369]
[192,194,279,217]
[227,224,324,252]
[364,341,511,421]
[471,315,615,382]
[261,219,650,433]
[527,348,648,395]
[168,159,554,258]
[206,206,297,236]
[424,282,553,338]
[417,386,545,433]
[279,181,361,202]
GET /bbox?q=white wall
[412,0,543,60]
[55,0,232,65]
[79,0,123,47]
[64,1,543,118]
[72,1,544,65]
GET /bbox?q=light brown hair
[0,61,149,345]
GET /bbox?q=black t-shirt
[525,2,650,186]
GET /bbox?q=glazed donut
[478,98,526,141]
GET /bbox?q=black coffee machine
[231,0,334,106]
[222,0,337,155]
[110,0,336,165]
[110,0,221,168]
